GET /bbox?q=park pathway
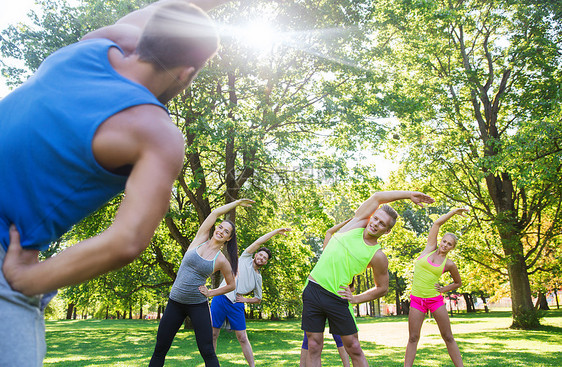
[356,317,512,347]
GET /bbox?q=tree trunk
[462,293,475,312]
[394,272,401,315]
[554,289,560,310]
[486,175,538,328]
[367,271,375,316]
[183,316,193,329]
[464,39,538,327]
[535,292,550,310]
[506,250,539,328]
[66,303,74,320]
[355,276,362,317]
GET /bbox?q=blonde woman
[404,208,468,367]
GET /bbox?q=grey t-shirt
[221,249,262,303]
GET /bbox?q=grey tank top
[169,243,220,304]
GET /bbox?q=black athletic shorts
[301,281,358,336]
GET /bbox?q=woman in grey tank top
[149,199,255,367]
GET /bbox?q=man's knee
[307,333,324,354]
[235,330,251,344]
[212,327,220,340]
[408,332,420,344]
[342,335,362,356]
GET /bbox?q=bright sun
[231,20,278,52]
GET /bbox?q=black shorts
[301,281,357,336]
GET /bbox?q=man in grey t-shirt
[211,227,291,366]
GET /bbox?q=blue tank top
[0,39,167,251]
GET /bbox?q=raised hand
[237,198,255,207]
[410,192,435,207]
[451,208,469,217]
[275,227,292,236]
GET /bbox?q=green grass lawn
[44,309,562,366]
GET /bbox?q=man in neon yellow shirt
[302,190,434,367]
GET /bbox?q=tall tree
[369,0,562,328]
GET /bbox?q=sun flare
[232,20,278,52]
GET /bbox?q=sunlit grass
[44,309,562,366]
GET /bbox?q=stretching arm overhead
[245,227,291,255]
[190,199,254,250]
[81,0,232,54]
[322,218,352,249]
[423,208,468,255]
[340,191,434,233]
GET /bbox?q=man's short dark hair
[257,247,272,261]
[136,1,219,71]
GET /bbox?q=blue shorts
[301,331,343,349]
[210,294,247,330]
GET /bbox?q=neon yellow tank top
[411,250,446,298]
[310,228,381,296]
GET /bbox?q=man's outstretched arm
[81,0,232,53]
[338,191,435,233]
[245,227,291,255]
[354,191,434,221]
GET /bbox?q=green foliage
[368,0,562,327]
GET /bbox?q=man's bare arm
[322,218,352,249]
[337,251,389,304]
[235,294,261,304]
[81,0,232,53]
[245,227,291,255]
[3,109,185,296]
[354,191,434,221]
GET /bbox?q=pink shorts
[410,294,444,313]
